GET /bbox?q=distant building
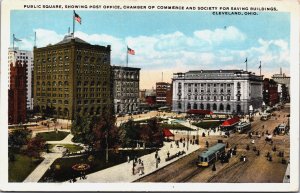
[272,68,290,97]
[156,82,172,106]
[112,66,140,114]
[9,60,27,124]
[139,89,146,103]
[263,78,279,106]
[145,88,156,105]
[8,47,34,110]
[172,70,263,114]
[33,34,112,119]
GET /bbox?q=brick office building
[9,60,27,124]
[156,82,172,106]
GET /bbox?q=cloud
[17,27,289,89]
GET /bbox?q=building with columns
[172,70,263,114]
[112,66,140,114]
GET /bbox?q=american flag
[127,47,135,55]
[74,11,81,24]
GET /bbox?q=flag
[13,34,22,42]
[258,62,261,69]
[127,47,135,55]
[74,11,81,24]
[244,58,247,63]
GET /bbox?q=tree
[42,105,56,118]
[8,128,32,150]
[26,136,46,159]
[146,118,164,147]
[71,113,120,151]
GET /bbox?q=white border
[0,0,299,191]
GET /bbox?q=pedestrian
[127,156,130,163]
[170,143,173,148]
[167,151,170,158]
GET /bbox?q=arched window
[213,103,217,110]
[193,103,197,109]
[187,103,191,110]
[200,103,204,110]
[220,104,224,111]
[226,104,231,111]
[206,103,211,110]
[178,102,182,109]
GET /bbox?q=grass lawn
[49,144,83,153]
[9,152,43,182]
[160,123,193,131]
[36,131,69,141]
[39,149,156,182]
[192,121,222,129]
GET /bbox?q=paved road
[137,104,290,183]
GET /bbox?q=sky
[11,10,290,89]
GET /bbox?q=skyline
[11,10,290,89]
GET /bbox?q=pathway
[23,133,75,182]
[68,141,199,183]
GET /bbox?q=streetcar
[198,143,226,167]
[260,113,271,121]
[235,122,251,133]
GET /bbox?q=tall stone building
[8,47,34,109]
[33,34,112,119]
[9,60,27,124]
[112,66,140,114]
[172,70,263,114]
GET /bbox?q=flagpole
[13,34,15,49]
[246,59,248,72]
[126,45,128,67]
[73,10,75,38]
[260,61,261,76]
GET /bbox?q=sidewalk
[23,151,63,182]
[68,141,199,183]
[23,133,76,182]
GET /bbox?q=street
[136,104,290,183]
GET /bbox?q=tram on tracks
[198,143,226,167]
[235,122,251,133]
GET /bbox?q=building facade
[33,34,112,119]
[263,78,279,106]
[8,47,34,109]
[9,61,27,124]
[172,70,263,114]
[156,82,172,106]
[272,68,290,97]
[112,66,140,114]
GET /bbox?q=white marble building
[172,70,263,114]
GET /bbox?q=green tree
[26,136,46,159]
[8,128,32,150]
[146,118,164,147]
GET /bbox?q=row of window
[178,102,233,111]
[179,95,232,101]
[187,88,231,93]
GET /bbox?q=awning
[163,128,174,137]
[186,109,213,115]
[221,117,240,127]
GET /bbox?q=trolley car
[235,122,251,133]
[198,143,226,167]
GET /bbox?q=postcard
[0,0,299,191]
